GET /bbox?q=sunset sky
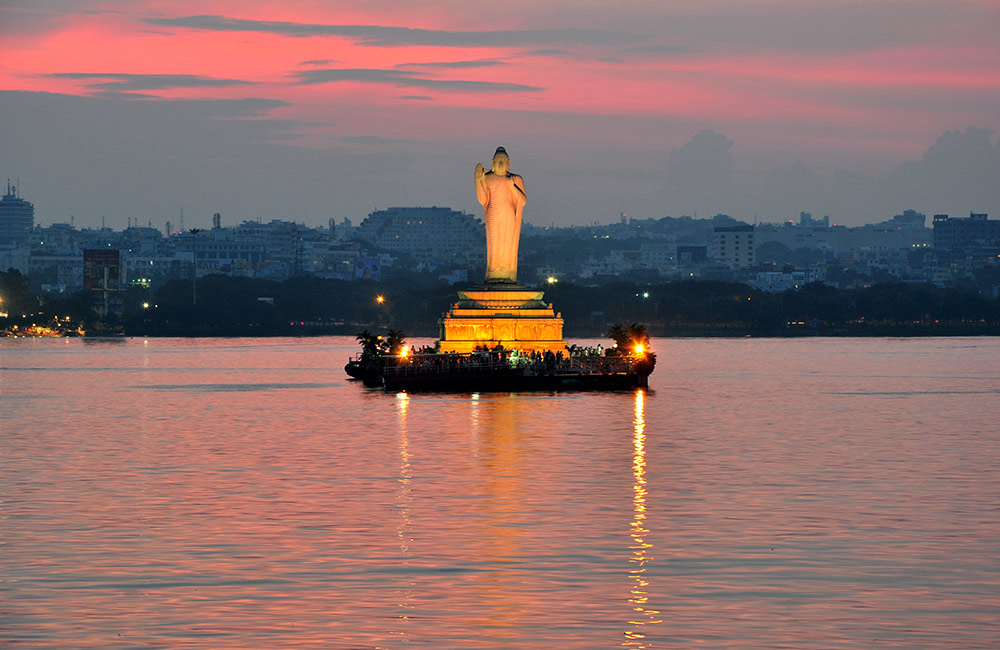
[2,0,998,229]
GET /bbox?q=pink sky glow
[1,0,998,227]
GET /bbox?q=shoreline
[6,326,1000,340]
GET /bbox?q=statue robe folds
[477,170,525,284]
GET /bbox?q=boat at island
[346,348,655,392]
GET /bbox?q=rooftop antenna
[179,207,185,232]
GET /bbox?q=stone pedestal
[438,284,567,354]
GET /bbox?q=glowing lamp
[634,344,645,356]
[400,345,410,358]
[376,295,385,304]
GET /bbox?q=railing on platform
[380,352,638,377]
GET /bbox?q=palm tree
[607,322,650,353]
[385,329,407,354]
[356,329,383,359]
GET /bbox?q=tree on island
[385,329,407,354]
[356,328,407,359]
[607,322,651,353]
[356,329,384,359]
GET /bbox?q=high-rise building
[933,213,1000,267]
[0,181,34,245]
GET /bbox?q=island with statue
[345,147,656,391]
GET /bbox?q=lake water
[2,336,998,649]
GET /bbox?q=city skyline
[2,0,999,230]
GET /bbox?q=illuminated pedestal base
[438,285,568,354]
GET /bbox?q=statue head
[492,146,510,174]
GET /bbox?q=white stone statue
[475,146,526,284]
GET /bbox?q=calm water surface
[2,336,998,648]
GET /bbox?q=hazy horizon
[2,1,998,230]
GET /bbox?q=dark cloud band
[46,72,253,92]
[294,68,541,93]
[143,14,639,48]
[397,60,506,70]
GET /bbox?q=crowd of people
[385,342,634,375]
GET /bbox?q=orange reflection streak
[393,391,413,642]
[624,389,661,647]
[466,395,529,641]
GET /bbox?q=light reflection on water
[393,391,413,644]
[625,389,662,647]
[1,336,999,649]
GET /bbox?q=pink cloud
[1,1,996,175]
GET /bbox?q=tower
[0,181,34,245]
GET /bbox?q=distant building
[0,243,30,275]
[638,241,678,275]
[121,226,164,256]
[232,219,317,268]
[750,267,825,293]
[0,181,34,245]
[33,223,79,254]
[677,245,708,263]
[713,224,755,268]
[933,213,1000,267]
[356,207,484,267]
[176,229,265,277]
[799,212,829,228]
[755,210,931,256]
[880,209,926,231]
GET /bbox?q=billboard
[355,257,381,280]
[83,249,122,290]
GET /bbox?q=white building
[713,224,755,268]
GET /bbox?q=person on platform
[475,146,526,284]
